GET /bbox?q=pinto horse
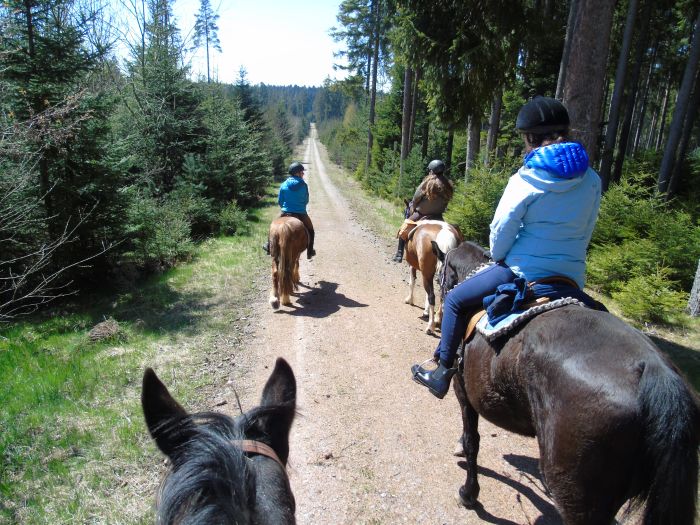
[434,241,699,525]
[268,216,309,308]
[404,221,461,334]
[141,358,297,524]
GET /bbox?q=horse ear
[255,358,297,464]
[261,358,297,407]
[431,240,446,262]
[141,368,194,460]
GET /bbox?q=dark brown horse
[435,241,699,525]
[268,216,309,308]
[141,358,297,524]
[403,221,461,334]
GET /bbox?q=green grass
[0,194,278,524]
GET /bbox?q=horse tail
[277,222,295,300]
[637,358,699,525]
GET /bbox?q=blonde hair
[423,173,454,202]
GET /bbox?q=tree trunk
[611,0,652,184]
[689,259,700,316]
[399,66,414,180]
[421,120,429,159]
[485,88,502,167]
[556,0,579,100]
[632,47,656,153]
[668,68,700,197]
[464,114,481,181]
[409,68,421,148]
[446,129,454,172]
[561,0,616,164]
[598,0,638,191]
[658,10,700,195]
[655,71,672,150]
[365,0,380,171]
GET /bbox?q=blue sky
[170,0,348,86]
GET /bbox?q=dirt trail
[230,126,559,525]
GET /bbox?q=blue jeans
[435,263,516,366]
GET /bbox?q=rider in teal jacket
[263,161,316,259]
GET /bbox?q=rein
[231,440,287,472]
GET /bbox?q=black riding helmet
[288,161,304,175]
[516,96,570,134]
[427,159,446,175]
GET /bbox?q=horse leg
[453,374,481,508]
[404,267,416,305]
[269,259,280,309]
[422,272,435,334]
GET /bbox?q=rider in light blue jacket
[412,97,602,399]
[490,141,601,289]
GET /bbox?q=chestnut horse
[404,221,461,334]
[141,358,297,524]
[268,216,309,308]
[435,241,699,525]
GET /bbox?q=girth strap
[231,439,287,472]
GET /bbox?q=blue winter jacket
[489,142,601,288]
[278,175,309,214]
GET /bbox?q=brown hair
[423,173,454,202]
[523,131,570,151]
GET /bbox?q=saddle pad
[476,297,586,341]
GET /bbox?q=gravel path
[226,126,560,525]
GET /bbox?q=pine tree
[192,0,221,83]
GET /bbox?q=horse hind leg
[404,267,417,305]
[422,273,436,334]
[269,260,280,309]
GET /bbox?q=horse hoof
[425,327,434,335]
[270,298,280,309]
[458,485,479,509]
[453,440,465,457]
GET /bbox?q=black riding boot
[306,230,316,259]
[393,238,405,263]
[262,239,270,255]
[411,361,457,399]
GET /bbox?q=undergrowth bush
[587,176,700,324]
[123,189,194,271]
[611,267,689,324]
[219,200,248,236]
[445,162,510,246]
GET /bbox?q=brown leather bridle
[231,440,287,472]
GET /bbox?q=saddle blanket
[476,296,586,341]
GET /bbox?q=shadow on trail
[454,458,560,525]
[114,281,220,337]
[276,280,368,318]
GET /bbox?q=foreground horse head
[142,358,297,524]
[403,221,461,334]
[437,241,700,525]
[269,217,308,309]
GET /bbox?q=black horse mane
[157,405,292,525]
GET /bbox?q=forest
[1,0,699,325]
[317,0,700,325]
[2,1,700,522]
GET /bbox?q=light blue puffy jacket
[489,142,601,288]
[278,175,309,214]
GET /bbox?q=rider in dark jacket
[393,159,454,262]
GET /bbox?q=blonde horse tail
[277,223,295,300]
